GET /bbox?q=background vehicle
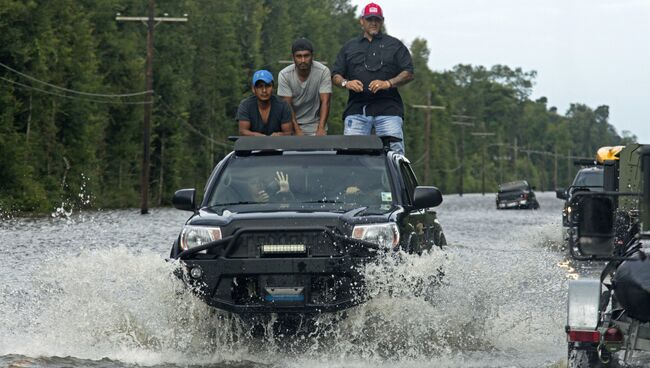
[169,136,446,317]
[565,144,650,367]
[557,166,604,227]
[495,180,539,209]
[558,147,622,257]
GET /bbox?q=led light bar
[261,244,306,254]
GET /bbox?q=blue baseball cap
[252,69,273,86]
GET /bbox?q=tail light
[604,327,623,342]
[522,193,529,199]
[603,327,624,352]
[567,330,600,342]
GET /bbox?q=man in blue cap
[237,69,293,136]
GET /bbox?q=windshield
[207,153,392,211]
[572,170,603,187]
[498,181,528,192]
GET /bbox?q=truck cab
[169,136,446,316]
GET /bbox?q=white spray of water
[1,193,570,367]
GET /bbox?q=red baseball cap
[362,2,383,19]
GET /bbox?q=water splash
[1,193,571,367]
[51,173,94,221]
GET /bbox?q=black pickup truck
[557,166,604,227]
[496,180,539,209]
[169,136,446,316]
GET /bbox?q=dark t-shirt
[236,95,292,135]
[332,33,414,118]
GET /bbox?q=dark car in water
[495,180,539,209]
[169,135,446,316]
[556,166,604,227]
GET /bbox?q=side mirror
[556,188,568,200]
[413,186,443,209]
[172,188,196,212]
[575,194,615,256]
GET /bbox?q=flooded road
[1,192,576,367]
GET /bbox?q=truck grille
[228,230,339,257]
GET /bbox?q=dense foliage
[0,0,636,213]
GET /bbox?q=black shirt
[236,95,292,135]
[332,33,414,118]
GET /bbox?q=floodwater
[0,192,600,367]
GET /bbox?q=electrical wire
[409,153,427,166]
[439,166,461,173]
[0,61,151,97]
[157,96,233,148]
[0,76,152,105]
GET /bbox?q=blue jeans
[344,114,405,154]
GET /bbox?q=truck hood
[187,205,398,235]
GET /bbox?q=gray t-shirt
[277,61,332,135]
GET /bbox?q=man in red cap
[332,2,414,154]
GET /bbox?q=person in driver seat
[250,171,294,203]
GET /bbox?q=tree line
[0,0,636,213]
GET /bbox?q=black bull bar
[173,226,382,314]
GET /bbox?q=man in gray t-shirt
[278,38,332,136]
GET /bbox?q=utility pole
[567,149,571,187]
[513,136,518,179]
[470,132,495,195]
[412,93,445,184]
[451,116,475,196]
[553,149,558,189]
[498,143,503,183]
[116,3,188,214]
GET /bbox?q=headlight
[180,225,222,250]
[351,223,400,249]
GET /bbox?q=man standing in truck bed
[331,2,414,154]
[278,38,332,136]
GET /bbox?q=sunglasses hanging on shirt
[364,43,384,72]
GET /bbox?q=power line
[0,61,151,97]
[157,97,232,148]
[440,165,461,173]
[408,152,427,166]
[0,75,152,105]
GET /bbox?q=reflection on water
[1,193,578,367]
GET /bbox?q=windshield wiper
[302,199,344,204]
[208,201,264,207]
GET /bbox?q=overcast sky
[349,0,650,143]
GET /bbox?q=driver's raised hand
[275,171,290,193]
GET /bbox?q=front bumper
[181,256,367,314]
[174,226,379,314]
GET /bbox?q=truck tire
[568,344,618,368]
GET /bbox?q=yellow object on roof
[596,146,624,164]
